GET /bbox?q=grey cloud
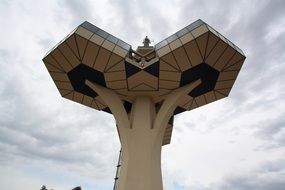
[107,0,142,45]
[217,161,285,190]
[107,0,171,46]
[184,160,285,190]
[0,46,119,180]
[134,1,171,43]
[60,0,95,27]
[219,177,285,190]
[254,115,285,149]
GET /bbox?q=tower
[43,19,245,190]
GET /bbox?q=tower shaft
[118,96,163,190]
[86,79,201,190]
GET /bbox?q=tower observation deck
[43,19,245,190]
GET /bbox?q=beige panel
[95,96,108,107]
[234,44,245,55]
[93,48,112,72]
[218,70,240,81]
[82,42,100,67]
[105,53,123,71]
[216,88,231,96]
[190,99,198,109]
[163,134,171,141]
[137,47,153,55]
[214,90,226,99]
[95,100,107,110]
[159,70,181,81]
[54,81,73,90]
[75,26,93,39]
[82,95,94,107]
[115,89,130,97]
[184,40,203,66]
[128,71,158,89]
[179,32,194,45]
[191,24,209,38]
[44,61,63,72]
[218,33,228,44]
[162,125,173,145]
[164,125,173,136]
[49,72,69,82]
[204,91,216,103]
[227,39,235,49]
[172,47,192,71]
[222,52,245,71]
[63,91,74,100]
[205,32,220,57]
[177,94,191,107]
[214,46,236,71]
[73,91,84,103]
[58,42,80,67]
[157,45,171,57]
[160,59,179,71]
[215,80,235,89]
[161,53,180,71]
[195,32,209,60]
[65,35,80,59]
[159,80,180,89]
[106,80,127,89]
[107,60,125,72]
[162,139,171,145]
[43,55,64,71]
[90,100,99,110]
[206,25,219,37]
[90,33,104,46]
[169,39,182,51]
[195,95,207,107]
[113,45,128,57]
[131,83,156,91]
[75,34,88,59]
[104,71,126,81]
[158,89,171,96]
[115,88,129,94]
[205,40,228,66]
[59,89,72,97]
[51,48,73,72]
[183,99,193,109]
[223,59,244,71]
[102,40,115,51]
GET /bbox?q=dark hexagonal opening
[180,63,220,97]
[67,64,106,98]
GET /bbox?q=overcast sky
[1,0,285,190]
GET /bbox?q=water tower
[43,19,245,190]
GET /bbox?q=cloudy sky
[1,0,285,190]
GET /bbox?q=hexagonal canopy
[43,19,245,145]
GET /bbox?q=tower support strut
[86,79,201,190]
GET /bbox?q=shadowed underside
[42,19,245,145]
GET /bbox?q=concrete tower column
[86,80,201,190]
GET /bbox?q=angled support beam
[154,79,202,133]
[85,80,130,131]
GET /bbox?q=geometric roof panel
[43,19,246,145]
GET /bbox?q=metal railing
[113,148,122,190]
